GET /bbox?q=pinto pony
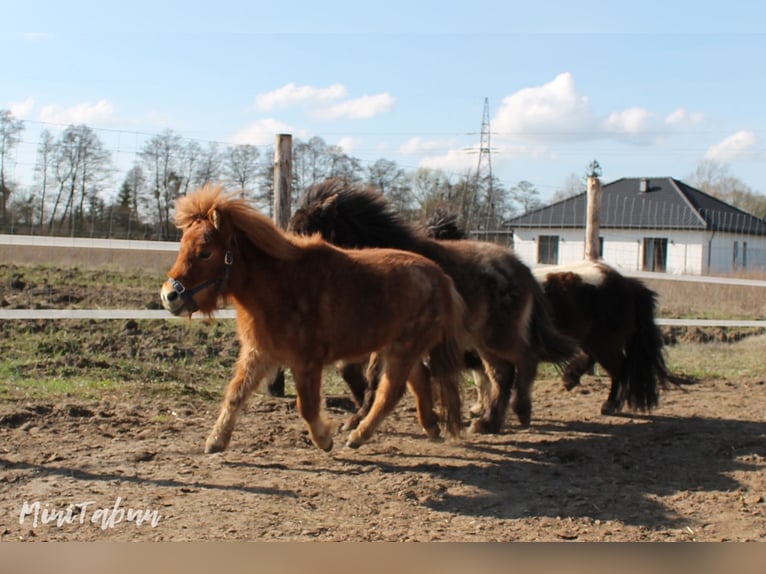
[160,184,467,452]
[424,211,669,415]
[289,178,577,434]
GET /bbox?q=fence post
[273,133,292,230]
[266,133,292,398]
[585,175,602,260]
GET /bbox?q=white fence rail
[1,235,764,328]
[0,308,763,327]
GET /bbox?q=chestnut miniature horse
[289,178,577,434]
[160,184,467,452]
[425,211,669,415]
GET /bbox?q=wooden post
[265,134,293,399]
[273,133,292,230]
[584,175,602,260]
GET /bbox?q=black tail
[529,282,578,368]
[621,284,670,410]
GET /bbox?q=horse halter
[168,249,233,313]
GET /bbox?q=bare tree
[192,141,222,189]
[224,144,261,196]
[47,125,112,235]
[138,129,184,239]
[33,130,55,226]
[510,180,542,215]
[0,110,25,226]
[689,159,766,218]
[293,136,363,196]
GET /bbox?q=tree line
[1,110,765,240]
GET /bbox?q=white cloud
[335,136,360,153]
[493,72,597,142]
[399,136,457,155]
[254,83,394,121]
[492,73,705,147]
[229,118,305,146]
[39,99,114,125]
[314,93,395,120]
[417,148,477,173]
[704,130,758,161]
[9,97,35,118]
[665,107,704,127]
[603,106,656,136]
[254,83,347,111]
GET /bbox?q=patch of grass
[665,334,766,382]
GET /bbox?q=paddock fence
[1,235,765,328]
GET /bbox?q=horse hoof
[562,379,580,391]
[469,419,501,435]
[424,425,442,442]
[345,430,366,449]
[204,439,226,454]
[600,400,621,415]
[316,436,334,452]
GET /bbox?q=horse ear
[210,209,222,231]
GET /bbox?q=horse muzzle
[160,281,193,316]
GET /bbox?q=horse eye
[198,251,212,260]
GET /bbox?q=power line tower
[474,97,497,230]
[476,97,493,189]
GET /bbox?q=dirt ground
[1,263,765,541]
[1,368,765,542]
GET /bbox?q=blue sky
[5,1,766,202]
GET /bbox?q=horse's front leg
[293,365,334,452]
[205,348,277,454]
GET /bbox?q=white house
[506,177,766,275]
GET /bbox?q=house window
[538,235,559,264]
[643,237,667,272]
[734,241,749,270]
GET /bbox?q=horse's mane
[424,209,468,240]
[297,178,424,250]
[175,183,304,261]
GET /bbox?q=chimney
[639,178,649,193]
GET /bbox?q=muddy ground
[0,264,765,541]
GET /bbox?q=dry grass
[645,278,766,320]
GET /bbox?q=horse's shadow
[335,413,765,530]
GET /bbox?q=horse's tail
[428,283,468,438]
[528,281,578,368]
[621,282,668,411]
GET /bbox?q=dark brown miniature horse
[289,178,577,433]
[425,211,669,415]
[160,184,467,452]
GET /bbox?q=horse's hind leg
[594,348,626,415]
[405,361,441,440]
[470,355,515,434]
[265,367,286,397]
[509,358,538,428]
[337,360,369,407]
[346,355,411,448]
[469,368,492,418]
[562,351,595,391]
[206,350,277,454]
[341,354,382,431]
[293,365,334,452]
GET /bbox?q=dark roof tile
[507,177,766,236]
